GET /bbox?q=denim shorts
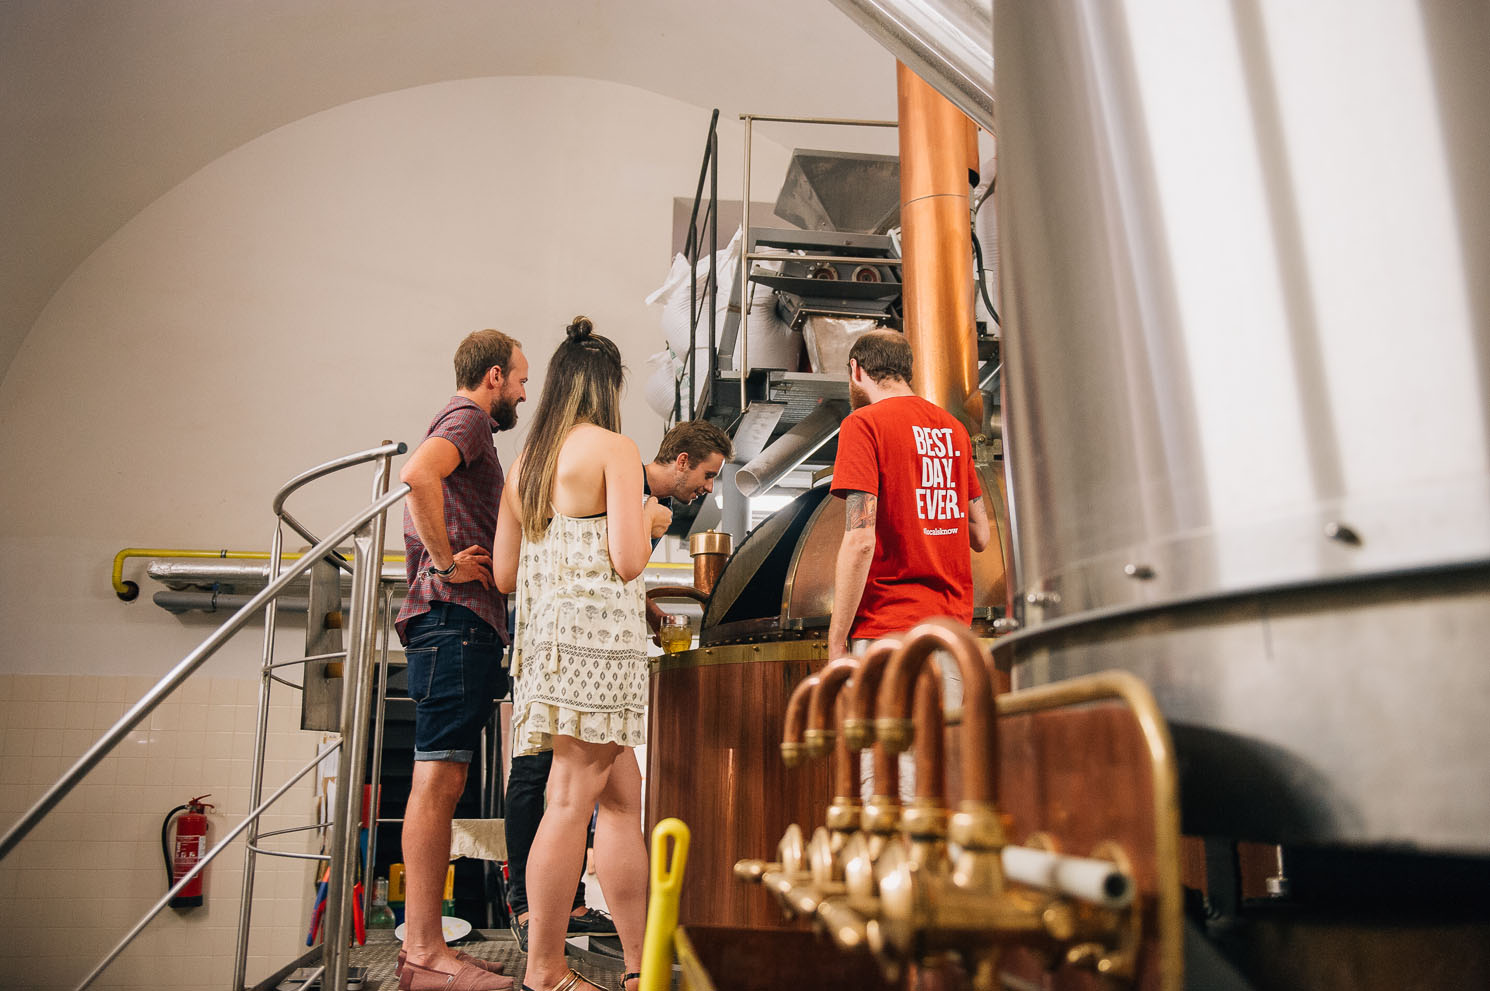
[402,602,510,763]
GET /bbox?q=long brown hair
[517,316,625,540]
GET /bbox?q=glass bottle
[368,877,397,929]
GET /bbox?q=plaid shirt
[395,397,509,644]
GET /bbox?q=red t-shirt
[830,394,982,640]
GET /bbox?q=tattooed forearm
[845,492,877,530]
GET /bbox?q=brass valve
[865,827,1143,989]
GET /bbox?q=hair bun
[566,316,594,342]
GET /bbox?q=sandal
[398,949,506,978]
[520,968,608,991]
[622,972,641,991]
[400,958,515,991]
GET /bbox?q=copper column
[897,61,983,436]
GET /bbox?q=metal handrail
[321,450,396,991]
[236,444,403,990]
[680,108,721,424]
[0,442,407,991]
[73,741,341,991]
[271,441,406,571]
[0,482,407,862]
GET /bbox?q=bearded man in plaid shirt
[394,329,528,989]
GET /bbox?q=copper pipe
[912,662,946,804]
[689,530,731,596]
[897,61,984,436]
[845,639,901,738]
[781,673,822,768]
[807,658,861,752]
[830,703,858,821]
[807,658,862,809]
[845,638,902,800]
[875,617,999,804]
[644,585,708,638]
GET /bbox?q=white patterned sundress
[510,511,648,756]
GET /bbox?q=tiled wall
[0,674,326,990]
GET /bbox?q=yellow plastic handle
[638,818,690,991]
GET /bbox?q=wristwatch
[428,560,458,579]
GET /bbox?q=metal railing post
[740,114,753,414]
[707,123,719,419]
[234,520,285,990]
[322,447,395,989]
[362,585,396,924]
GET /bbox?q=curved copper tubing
[845,640,900,728]
[876,617,999,804]
[912,662,946,803]
[644,584,708,637]
[807,658,861,745]
[897,60,983,435]
[781,673,822,767]
[807,658,862,803]
[830,711,857,814]
[845,638,902,798]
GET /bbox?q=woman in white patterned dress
[493,317,671,991]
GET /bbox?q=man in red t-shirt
[828,330,991,659]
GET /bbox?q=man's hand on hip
[438,544,494,589]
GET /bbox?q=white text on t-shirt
[912,425,963,523]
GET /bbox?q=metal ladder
[0,440,407,991]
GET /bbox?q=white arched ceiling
[0,0,902,385]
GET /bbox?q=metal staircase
[0,440,407,991]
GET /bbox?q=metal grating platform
[263,930,629,991]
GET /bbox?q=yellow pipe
[111,547,406,601]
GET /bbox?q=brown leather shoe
[398,949,505,978]
[400,958,514,991]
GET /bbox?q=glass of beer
[659,614,692,654]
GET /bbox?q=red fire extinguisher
[161,794,214,908]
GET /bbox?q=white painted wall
[0,75,797,988]
[0,75,793,681]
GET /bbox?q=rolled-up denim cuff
[414,748,473,763]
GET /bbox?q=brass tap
[755,626,1147,988]
[752,823,821,920]
[873,836,1048,991]
[865,620,1037,988]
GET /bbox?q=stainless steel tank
[992,1,1490,853]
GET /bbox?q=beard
[489,395,519,432]
[849,381,870,410]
